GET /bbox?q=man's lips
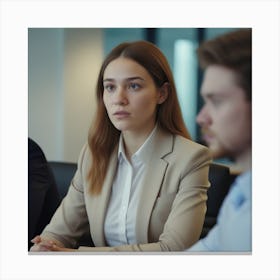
[203,134,214,143]
[201,129,215,143]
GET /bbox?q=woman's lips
[113,111,130,118]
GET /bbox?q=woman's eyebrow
[103,78,114,83]
[103,77,145,83]
[126,76,144,81]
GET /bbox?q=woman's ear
[157,82,169,104]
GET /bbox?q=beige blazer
[42,128,212,252]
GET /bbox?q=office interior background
[28,28,237,163]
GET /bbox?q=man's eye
[211,98,222,106]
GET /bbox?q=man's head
[196,29,252,167]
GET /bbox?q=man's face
[196,65,251,160]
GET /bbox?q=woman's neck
[122,124,156,161]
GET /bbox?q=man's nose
[196,106,211,126]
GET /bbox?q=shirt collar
[118,135,128,164]
[235,170,252,199]
[229,170,252,208]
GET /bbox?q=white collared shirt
[104,125,157,246]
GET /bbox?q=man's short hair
[197,29,252,101]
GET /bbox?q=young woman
[30,40,212,252]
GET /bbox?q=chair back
[48,161,77,199]
[200,163,237,238]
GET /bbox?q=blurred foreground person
[187,29,252,252]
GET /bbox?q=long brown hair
[88,40,190,194]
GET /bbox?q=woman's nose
[113,87,128,105]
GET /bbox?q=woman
[30,40,212,252]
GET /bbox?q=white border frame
[1,1,279,279]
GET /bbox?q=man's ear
[157,82,169,104]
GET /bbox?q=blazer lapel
[136,128,174,243]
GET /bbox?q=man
[28,138,61,250]
[188,29,252,251]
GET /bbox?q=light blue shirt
[188,171,252,252]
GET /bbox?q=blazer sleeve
[40,144,90,249]
[78,140,212,252]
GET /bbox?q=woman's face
[103,57,166,136]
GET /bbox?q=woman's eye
[128,83,140,90]
[104,84,115,92]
